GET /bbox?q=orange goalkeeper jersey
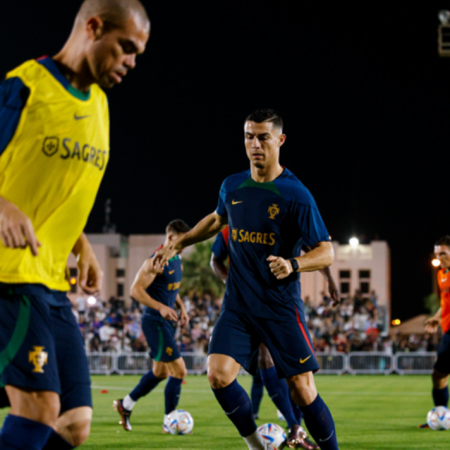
[438,268,450,334]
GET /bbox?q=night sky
[2,2,449,321]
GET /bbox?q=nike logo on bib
[232,200,243,205]
[300,355,311,364]
[74,114,90,120]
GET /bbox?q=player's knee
[67,419,91,447]
[174,366,187,379]
[207,368,233,389]
[433,370,449,389]
[287,373,317,407]
[153,367,169,379]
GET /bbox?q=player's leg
[259,344,317,449]
[164,357,187,416]
[0,290,60,450]
[432,370,450,406]
[258,318,338,450]
[258,344,298,428]
[42,304,93,449]
[251,370,264,419]
[208,310,266,450]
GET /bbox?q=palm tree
[180,240,225,298]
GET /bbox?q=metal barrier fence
[85,352,438,375]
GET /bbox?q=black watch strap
[289,258,299,273]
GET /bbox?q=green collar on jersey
[67,84,91,101]
[169,254,180,263]
[238,177,282,196]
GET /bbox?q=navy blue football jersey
[143,252,183,319]
[216,168,329,321]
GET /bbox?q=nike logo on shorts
[300,355,311,364]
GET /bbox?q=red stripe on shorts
[295,307,314,355]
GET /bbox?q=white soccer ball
[165,410,194,435]
[427,406,450,430]
[258,423,286,449]
[276,409,286,421]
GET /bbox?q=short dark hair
[166,219,191,235]
[436,235,450,247]
[245,109,283,131]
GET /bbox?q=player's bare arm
[72,232,104,295]
[425,308,442,334]
[304,243,340,305]
[210,254,228,283]
[268,241,334,280]
[155,211,227,268]
[131,258,178,321]
[0,196,41,256]
[175,295,190,327]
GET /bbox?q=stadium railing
[84,351,437,375]
[394,352,436,375]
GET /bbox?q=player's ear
[279,134,287,147]
[86,16,105,41]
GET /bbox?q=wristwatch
[289,258,299,273]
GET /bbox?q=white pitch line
[91,385,429,396]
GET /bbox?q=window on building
[340,281,350,294]
[339,270,351,279]
[359,270,371,279]
[339,270,351,297]
[117,283,124,298]
[360,281,370,294]
[116,269,125,278]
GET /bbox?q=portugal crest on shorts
[29,346,48,373]
[166,347,173,356]
[268,204,280,220]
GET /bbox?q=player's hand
[267,256,293,280]
[153,246,177,272]
[180,309,190,328]
[159,304,178,322]
[328,280,341,307]
[0,197,41,256]
[76,238,104,295]
[425,318,440,334]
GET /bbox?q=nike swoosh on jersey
[300,355,312,364]
[169,270,175,274]
[442,278,448,282]
[74,114,90,120]
[232,200,243,205]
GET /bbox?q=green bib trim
[238,177,282,197]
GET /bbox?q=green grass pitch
[1,375,449,449]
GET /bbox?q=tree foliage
[180,240,225,298]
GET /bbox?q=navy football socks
[260,366,298,428]
[129,370,163,401]
[289,392,304,425]
[433,386,449,407]
[0,415,52,450]
[251,372,264,415]
[165,376,183,415]
[300,395,338,450]
[212,379,257,437]
[42,430,75,449]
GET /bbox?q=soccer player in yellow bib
[0,1,149,449]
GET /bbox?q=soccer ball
[427,406,450,430]
[165,410,194,435]
[257,423,286,449]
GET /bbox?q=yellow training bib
[0,59,109,291]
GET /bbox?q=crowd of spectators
[75,289,439,355]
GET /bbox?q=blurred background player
[155,109,339,450]
[419,235,450,428]
[0,1,149,449]
[114,220,191,433]
[211,226,339,449]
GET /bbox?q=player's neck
[250,162,284,183]
[53,39,95,93]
